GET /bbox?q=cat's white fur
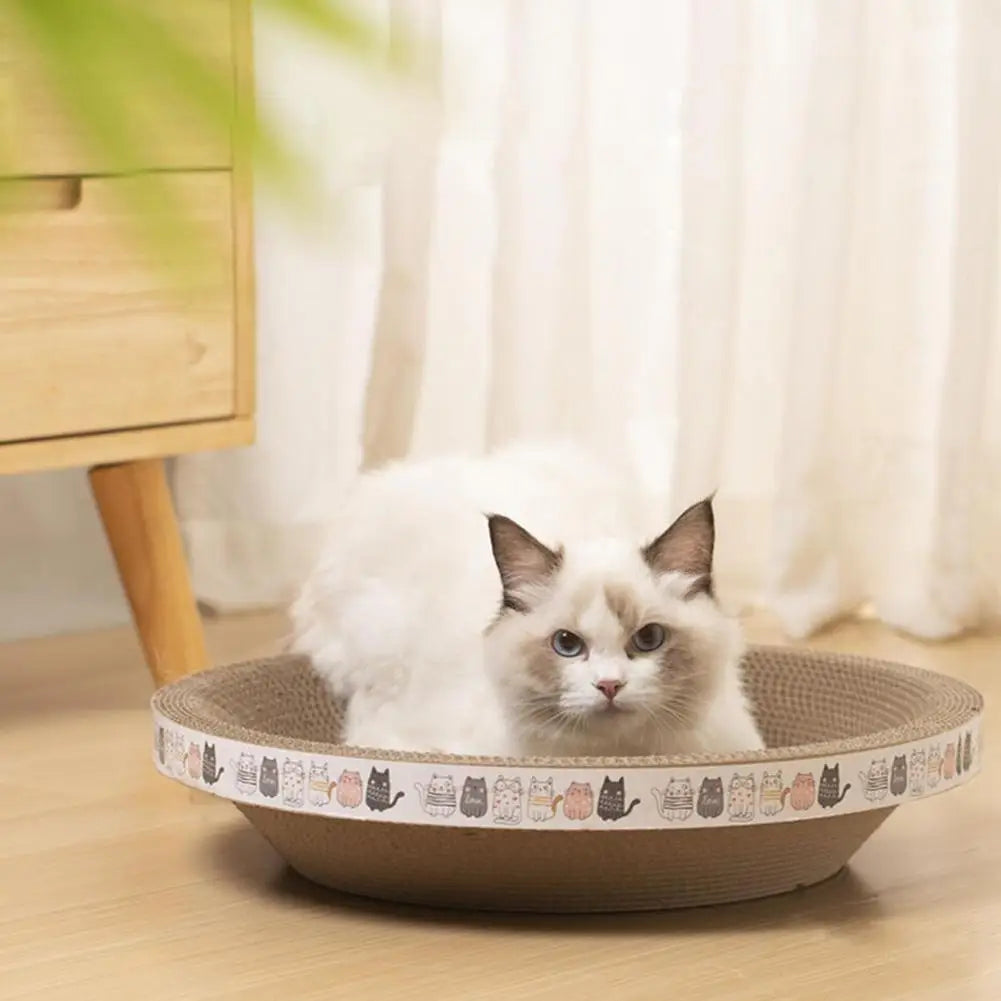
[291,442,763,756]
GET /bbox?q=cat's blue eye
[551,630,586,657]
[631,623,666,653]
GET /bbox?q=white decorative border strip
[153,709,982,831]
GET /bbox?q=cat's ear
[487,514,563,612]
[642,496,715,598]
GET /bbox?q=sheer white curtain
[174,0,1001,640]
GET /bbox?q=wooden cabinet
[0,1,253,475]
[0,173,236,442]
[0,0,255,685]
[0,0,234,175]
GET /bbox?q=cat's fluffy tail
[291,568,418,702]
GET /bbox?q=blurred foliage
[0,0,414,282]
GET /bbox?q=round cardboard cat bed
[152,647,982,913]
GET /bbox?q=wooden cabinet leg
[89,458,209,687]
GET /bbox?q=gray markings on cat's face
[498,574,719,755]
[602,584,642,634]
[482,495,742,757]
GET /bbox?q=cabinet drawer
[0,173,235,443]
[0,0,232,175]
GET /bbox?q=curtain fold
[170,0,1001,639]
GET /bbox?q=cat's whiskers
[512,696,571,733]
[642,698,699,736]
[512,693,599,746]
[638,701,683,739]
[547,712,582,744]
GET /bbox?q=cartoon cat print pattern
[152,715,983,832]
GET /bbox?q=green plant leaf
[0,0,419,284]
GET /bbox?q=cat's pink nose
[595,679,624,702]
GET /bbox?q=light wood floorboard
[1,612,997,1000]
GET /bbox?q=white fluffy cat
[291,442,763,757]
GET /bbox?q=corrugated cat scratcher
[153,646,983,912]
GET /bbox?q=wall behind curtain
[2,1,999,643]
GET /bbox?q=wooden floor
[1,612,997,1000]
